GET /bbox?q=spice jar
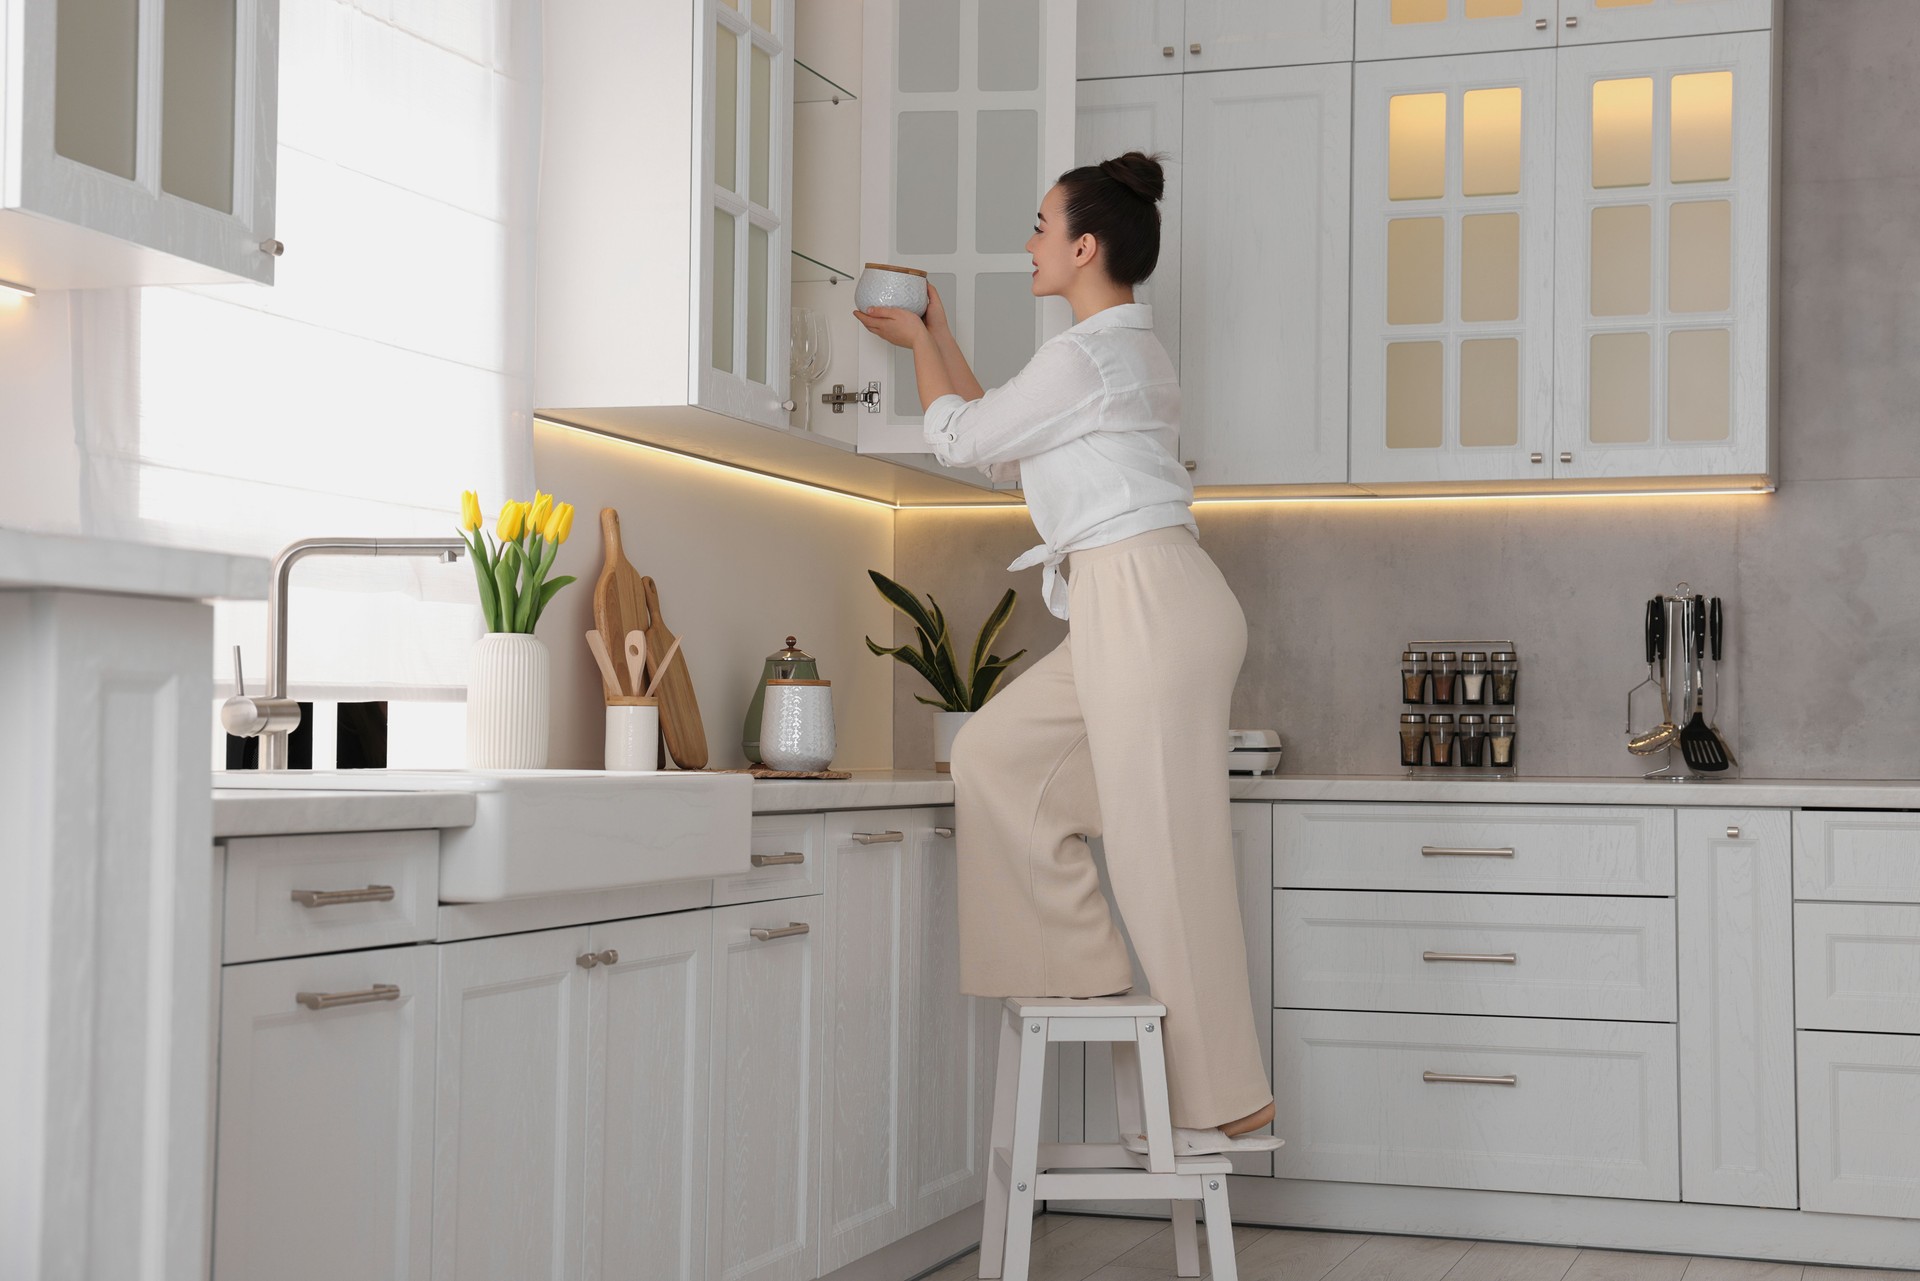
[1459,652,1489,705]
[1428,713,1456,765]
[1430,651,1458,705]
[1399,713,1428,767]
[1457,713,1487,766]
[1401,651,1430,705]
[1490,651,1520,706]
[1488,713,1518,769]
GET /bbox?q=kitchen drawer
[1794,812,1920,904]
[223,830,439,964]
[1795,902,1920,1035]
[1275,889,1676,1022]
[1275,803,1674,895]
[1272,1008,1679,1201]
[1797,1030,1920,1219]
[712,812,826,907]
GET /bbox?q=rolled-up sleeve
[922,337,1104,468]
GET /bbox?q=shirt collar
[1064,302,1154,335]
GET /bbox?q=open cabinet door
[856,0,1078,465]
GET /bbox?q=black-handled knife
[1709,597,1723,662]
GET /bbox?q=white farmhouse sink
[215,769,754,901]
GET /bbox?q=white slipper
[1121,1126,1286,1157]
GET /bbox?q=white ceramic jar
[854,262,929,316]
[467,633,550,769]
[759,679,836,772]
[605,698,660,771]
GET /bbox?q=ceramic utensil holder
[760,679,836,772]
[605,696,661,772]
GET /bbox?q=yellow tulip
[459,490,482,532]
[528,491,554,536]
[496,501,527,541]
[544,501,575,544]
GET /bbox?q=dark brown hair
[1055,151,1166,287]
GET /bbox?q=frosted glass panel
[1460,213,1519,323]
[1669,200,1731,313]
[1590,204,1651,317]
[978,0,1039,91]
[977,111,1039,254]
[1386,342,1444,450]
[897,112,959,254]
[712,209,736,373]
[1465,0,1525,14]
[1387,218,1445,326]
[899,0,959,93]
[714,22,739,193]
[1591,78,1653,189]
[1460,339,1519,448]
[55,0,140,179]
[1389,94,1447,201]
[1669,329,1731,441]
[750,44,772,208]
[974,272,1039,389]
[747,222,769,383]
[891,272,957,419]
[1596,0,1653,7]
[162,0,236,212]
[1463,87,1522,197]
[1671,71,1734,184]
[751,0,772,30]
[1392,0,1447,23]
[1589,331,1651,444]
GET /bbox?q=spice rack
[1399,639,1519,776]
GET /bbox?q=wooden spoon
[624,630,648,699]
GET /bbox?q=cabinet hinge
[822,381,881,414]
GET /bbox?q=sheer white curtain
[72,0,540,742]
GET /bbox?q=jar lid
[1429,713,1455,724]
[1400,713,1427,724]
[863,261,929,277]
[1459,713,1486,725]
[1491,650,1518,662]
[1402,650,1429,662]
[768,634,812,662]
[1489,713,1516,725]
[1431,650,1458,662]
[1461,651,1488,662]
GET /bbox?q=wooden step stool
[978,996,1238,1281]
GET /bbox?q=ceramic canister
[759,679,836,772]
[605,696,660,772]
[853,263,929,316]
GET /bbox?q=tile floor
[912,1212,1920,1281]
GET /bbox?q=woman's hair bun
[1099,151,1166,204]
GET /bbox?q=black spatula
[1679,594,1728,772]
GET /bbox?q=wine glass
[789,306,818,427]
[791,308,833,431]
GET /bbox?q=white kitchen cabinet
[1797,1030,1920,1220]
[1179,62,1352,486]
[1356,0,1558,61]
[1792,811,1920,904]
[1558,0,1776,46]
[1675,809,1796,1209]
[1795,902,1920,1037]
[1079,0,1353,78]
[708,897,829,1281]
[1349,50,1558,484]
[213,946,437,1281]
[433,927,591,1281]
[1075,74,1184,373]
[1552,32,1773,482]
[1078,0,1186,79]
[581,912,712,1281]
[0,0,281,288]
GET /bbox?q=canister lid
[1491,650,1518,662]
[1489,713,1516,725]
[1400,713,1427,724]
[863,262,929,277]
[1402,650,1429,662]
[768,635,812,661]
[1431,650,1458,662]
[1458,713,1486,726]
[1429,713,1455,725]
[1461,651,1488,662]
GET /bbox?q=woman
[855,152,1277,1156]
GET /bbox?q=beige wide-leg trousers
[950,525,1270,1129]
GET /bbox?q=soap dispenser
[744,636,819,763]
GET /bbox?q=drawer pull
[853,831,904,845]
[576,949,619,969]
[1420,846,1515,859]
[1422,951,1518,964]
[750,921,811,942]
[1726,825,1740,839]
[1422,1070,1518,1086]
[295,984,400,1011]
[290,884,396,908]
[934,826,955,839]
[752,851,807,867]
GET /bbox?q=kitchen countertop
[213,788,479,838]
[0,526,269,599]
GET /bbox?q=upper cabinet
[1075,75,1184,371]
[1,0,281,289]
[1355,0,1775,61]
[1076,0,1353,80]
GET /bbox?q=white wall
[0,294,81,533]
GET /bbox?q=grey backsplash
[892,0,1920,782]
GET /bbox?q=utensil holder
[1634,583,1734,781]
[605,697,660,772]
[1397,638,1519,777]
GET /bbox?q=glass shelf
[793,250,856,285]
[795,59,856,105]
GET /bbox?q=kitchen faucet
[221,536,467,769]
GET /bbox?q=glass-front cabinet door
[1356,0,1558,61]
[698,0,793,430]
[1552,32,1772,481]
[1350,51,1556,484]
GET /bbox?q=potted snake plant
[864,570,1026,772]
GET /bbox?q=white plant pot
[933,710,974,774]
[466,633,550,769]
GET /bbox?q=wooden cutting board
[641,576,708,769]
[592,508,649,697]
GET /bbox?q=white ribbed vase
[466,633,550,769]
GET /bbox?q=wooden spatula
[641,575,708,769]
[592,509,650,689]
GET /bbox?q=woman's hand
[923,282,952,338]
[853,305,930,351]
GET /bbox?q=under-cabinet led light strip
[0,278,36,302]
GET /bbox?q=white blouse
[922,303,1196,620]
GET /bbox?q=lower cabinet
[1797,1030,1920,1220]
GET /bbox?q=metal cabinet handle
[1189,42,1201,54]
[576,949,619,969]
[1564,14,1578,27]
[1162,45,1175,56]
[260,238,285,256]
[1530,452,1544,463]
[853,831,904,844]
[752,851,807,867]
[781,400,797,412]
[296,984,399,1010]
[1420,845,1516,858]
[1424,1070,1518,1086]
[290,885,395,908]
[1534,16,1549,29]
[750,922,811,941]
[1560,451,1574,464]
[1184,459,1198,471]
[934,826,955,839]
[1726,825,1741,839]
[1423,951,1518,964]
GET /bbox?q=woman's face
[1026,183,1089,298]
